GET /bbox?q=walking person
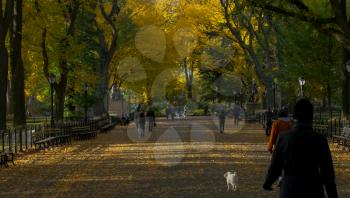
[170,105,175,120]
[139,110,146,137]
[267,108,293,154]
[267,107,293,186]
[218,110,226,133]
[232,104,241,127]
[263,99,338,198]
[183,105,188,118]
[146,107,155,132]
[166,106,170,120]
[134,109,140,134]
[265,108,274,136]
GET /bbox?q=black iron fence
[257,112,350,138]
[0,117,117,154]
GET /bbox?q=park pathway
[0,116,349,198]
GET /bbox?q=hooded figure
[263,99,338,198]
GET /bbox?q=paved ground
[0,116,349,198]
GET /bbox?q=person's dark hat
[293,99,313,123]
[278,107,288,117]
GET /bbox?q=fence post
[14,129,17,153]
[25,127,28,150]
[1,131,4,152]
[20,127,23,152]
[30,126,33,149]
[9,130,12,152]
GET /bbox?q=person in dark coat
[265,108,274,136]
[139,111,146,137]
[218,110,226,133]
[146,108,156,132]
[263,99,338,198]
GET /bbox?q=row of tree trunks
[250,0,350,119]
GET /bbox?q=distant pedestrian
[139,110,146,137]
[134,110,140,131]
[166,107,170,120]
[263,99,338,198]
[218,110,226,133]
[265,108,274,136]
[146,107,156,132]
[170,106,175,120]
[183,105,188,118]
[232,104,242,127]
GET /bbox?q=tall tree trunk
[10,0,25,127]
[55,82,66,122]
[183,58,193,100]
[0,0,14,130]
[0,31,9,130]
[93,60,109,116]
[35,0,80,122]
[93,0,120,116]
[342,48,350,120]
[6,79,13,114]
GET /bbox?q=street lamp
[252,80,257,115]
[121,90,124,117]
[298,76,305,98]
[233,90,237,104]
[272,82,276,109]
[48,73,56,127]
[239,90,243,105]
[83,83,89,123]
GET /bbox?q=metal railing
[256,112,350,138]
[0,117,117,154]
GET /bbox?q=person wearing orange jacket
[267,108,293,154]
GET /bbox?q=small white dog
[224,171,238,191]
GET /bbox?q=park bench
[0,152,15,168]
[71,126,97,140]
[100,120,115,133]
[34,137,56,150]
[33,128,68,150]
[55,134,71,145]
[333,127,350,150]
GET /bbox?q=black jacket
[263,124,338,198]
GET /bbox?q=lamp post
[298,76,306,98]
[121,90,124,117]
[127,90,131,116]
[233,90,237,104]
[272,82,276,109]
[252,80,257,115]
[106,88,110,116]
[83,83,89,123]
[48,73,56,127]
[239,91,243,105]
